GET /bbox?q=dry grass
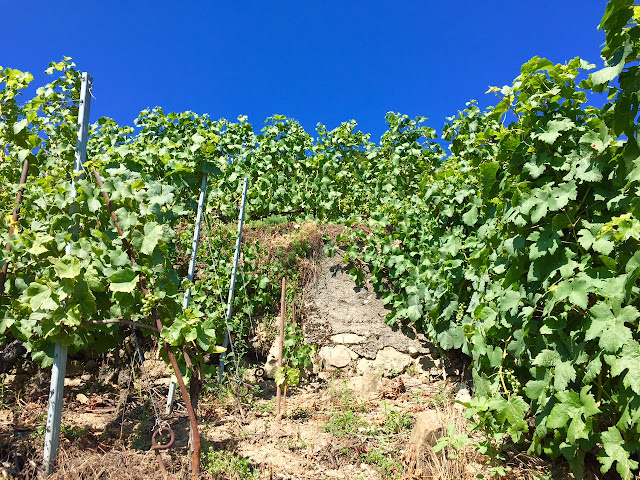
[49,447,189,480]
[404,401,563,480]
[244,221,322,260]
[403,402,486,480]
[243,220,323,294]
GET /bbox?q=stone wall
[264,250,442,392]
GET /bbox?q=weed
[361,448,403,479]
[0,376,9,409]
[206,379,234,407]
[324,410,364,436]
[30,423,46,439]
[203,447,256,480]
[130,403,153,450]
[416,403,489,480]
[286,437,310,451]
[247,216,289,228]
[410,388,424,403]
[328,380,365,412]
[433,422,473,459]
[288,407,313,420]
[253,400,274,415]
[380,404,414,435]
[61,424,88,440]
[249,381,263,398]
[431,388,454,407]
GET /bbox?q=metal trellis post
[43,72,92,475]
[218,178,249,382]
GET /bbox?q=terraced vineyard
[2,1,640,478]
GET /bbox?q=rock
[454,381,469,393]
[153,377,172,387]
[416,356,436,374]
[465,462,484,476]
[304,252,437,361]
[0,340,26,374]
[403,410,444,474]
[263,339,279,379]
[410,410,444,447]
[117,369,130,388]
[64,378,82,387]
[380,377,406,399]
[319,345,356,369]
[329,333,365,344]
[102,370,117,385]
[311,352,322,374]
[430,365,446,378]
[143,359,170,379]
[66,360,84,377]
[356,358,376,375]
[24,363,39,375]
[347,371,382,398]
[85,359,97,371]
[354,347,412,377]
[407,346,419,358]
[0,411,14,424]
[4,374,28,386]
[454,383,472,412]
[375,347,411,377]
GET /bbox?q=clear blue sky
[2,1,606,142]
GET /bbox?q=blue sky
[2,1,607,142]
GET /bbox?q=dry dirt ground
[0,244,574,480]
[0,361,562,480]
[206,371,454,479]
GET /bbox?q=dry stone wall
[290,250,441,388]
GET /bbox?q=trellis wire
[131,328,164,430]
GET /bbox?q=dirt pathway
[203,370,448,480]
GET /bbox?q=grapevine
[1,2,640,477]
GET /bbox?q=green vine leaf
[108,270,139,293]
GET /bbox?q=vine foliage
[1,2,640,477]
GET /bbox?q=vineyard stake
[43,72,92,475]
[92,170,201,480]
[166,173,208,414]
[0,157,29,297]
[276,277,286,417]
[218,178,249,382]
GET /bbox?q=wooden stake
[276,278,286,417]
[0,158,29,297]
